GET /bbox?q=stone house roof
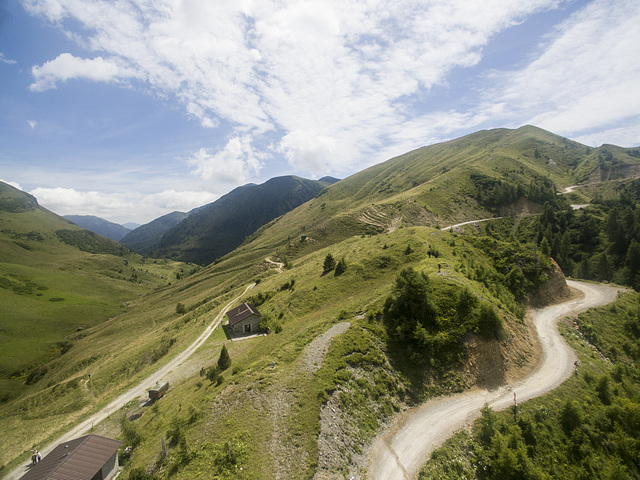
[19,434,122,480]
[226,302,261,327]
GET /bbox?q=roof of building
[226,302,261,326]
[19,434,122,480]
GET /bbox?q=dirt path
[4,283,255,480]
[265,257,285,273]
[368,280,620,480]
[441,217,504,231]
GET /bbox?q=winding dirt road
[4,283,255,480]
[369,280,619,480]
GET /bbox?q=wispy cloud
[0,52,17,64]
[470,0,640,146]
[23,0,566,176]
[27,120,38,128]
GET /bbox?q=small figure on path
[438,263,441,272]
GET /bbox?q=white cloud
[186,137,263,187]
[29,53,135,92]
[278,130,337,175]
[28,186,218,224]
[474,0,640,146]
[27,120,38,128]
[574,124,640,149]
[24,0,565,176]
[0,52,17,64]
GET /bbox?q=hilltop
[2,126,640,479]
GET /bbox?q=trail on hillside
[4,283,255,480]
[441,217,504,231]
[265,257,285,273]
[368,280,620,480]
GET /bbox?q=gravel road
[368,280,620,480]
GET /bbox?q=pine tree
[217,344,231,371]
[323,253,336,273]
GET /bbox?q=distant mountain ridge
[120,211,190,255]
[64,215,131,241]
[149,175,335,265]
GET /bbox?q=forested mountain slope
[149,176,334,265]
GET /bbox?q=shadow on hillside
[469,336,506,390]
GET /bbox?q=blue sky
[1,0,639,225]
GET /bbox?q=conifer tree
[217,344,231,371]
[323,253,336,273]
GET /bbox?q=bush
[120,415,142,448]
[205,366,220,383]
[175,303,187,314]
[128,467,157,480]
[560,400,582,435]
[596,375,613,405]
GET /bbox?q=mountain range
[64,176,339,266]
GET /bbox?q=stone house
[226,302,262,335]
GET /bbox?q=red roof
[226,302,261,326]
[19,434,122,480]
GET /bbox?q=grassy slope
[0,184,192,468]
[229,126,640,267]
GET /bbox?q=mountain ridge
[149,175,335,265]
[64,214,131,241]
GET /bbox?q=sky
[1,0,639,225]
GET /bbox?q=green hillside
[419,291,640,480]
[2,126,640,478]
[0,182,187,407]
[219,126,640,268]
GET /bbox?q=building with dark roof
[225,302,262,335]
[19,434,122,480]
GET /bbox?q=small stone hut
[226,302,262,335]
